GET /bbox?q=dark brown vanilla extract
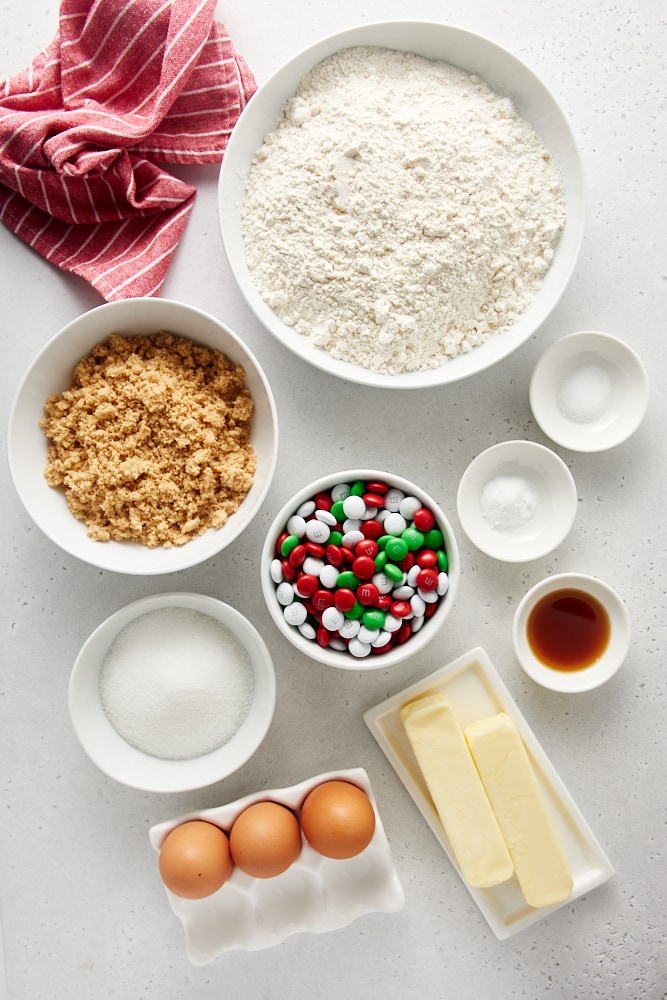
[527,588,611,672]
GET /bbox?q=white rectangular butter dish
[363,646,614,939]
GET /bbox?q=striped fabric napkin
[0,0,256,300]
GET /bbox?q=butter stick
[465,713,573,908]
[400,694,514,888]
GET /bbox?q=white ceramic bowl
[8,298,278,574]
[456,440,577,562]
[261,469,460,670]
[529,331,649,452]
[68,592,276,792]
[512,573,630,692]
[218,20,584,389]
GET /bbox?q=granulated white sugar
[99,607,254,760]
[556,363,613,423]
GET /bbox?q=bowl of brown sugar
[8,299,278,574]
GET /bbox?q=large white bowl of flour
[219,22,584,388]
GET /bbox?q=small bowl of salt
[456,440,578,562]
[68,593,276,793]
[529,331,649,452]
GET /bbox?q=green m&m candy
[384,536,409,562]
[336,570,360,590]
[423,528,444,550]
[344,599,364,620]
[280,534,300,557]
[402,526,424,550]
[330,500,346,522]
[362,608,386,630]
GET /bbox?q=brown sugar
[40,332,256,548]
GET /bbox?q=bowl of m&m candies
[261,471,460,669]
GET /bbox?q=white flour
[241,46,566,375]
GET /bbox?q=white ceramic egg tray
[149,767,404,965]
[363,647,615,939]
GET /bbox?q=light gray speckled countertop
[1,1,665,998]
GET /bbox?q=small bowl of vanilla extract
[512,572,631,692]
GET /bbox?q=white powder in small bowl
[556,363,613,424]
[99,607,255,760]
[480,474,540,531]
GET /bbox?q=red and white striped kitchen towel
[0,0,256,300]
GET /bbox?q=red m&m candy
[333,588,356,612]
[416,567,438,591]
[311,589,333,613]
[295,573,319,598]
[352,555,376,580]
[356,582,380,606]
[413,508,435,532]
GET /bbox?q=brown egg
[300,780,376,860]
[229,801,302,878]
[158,820,233,899]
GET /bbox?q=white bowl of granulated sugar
[219,21,584,389]
[68,592,276,793]
[529,331,650,452]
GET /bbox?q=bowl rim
[456,439,578,562]
[67,591,276,792]
[261,468,461,669]
[218,19,585,389]
[511,572,631,692]
[7,298,279,575]
[529,330,650,452]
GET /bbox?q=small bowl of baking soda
[456,440,578,562]
[529,331,649,452]
[68,593,276,793]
